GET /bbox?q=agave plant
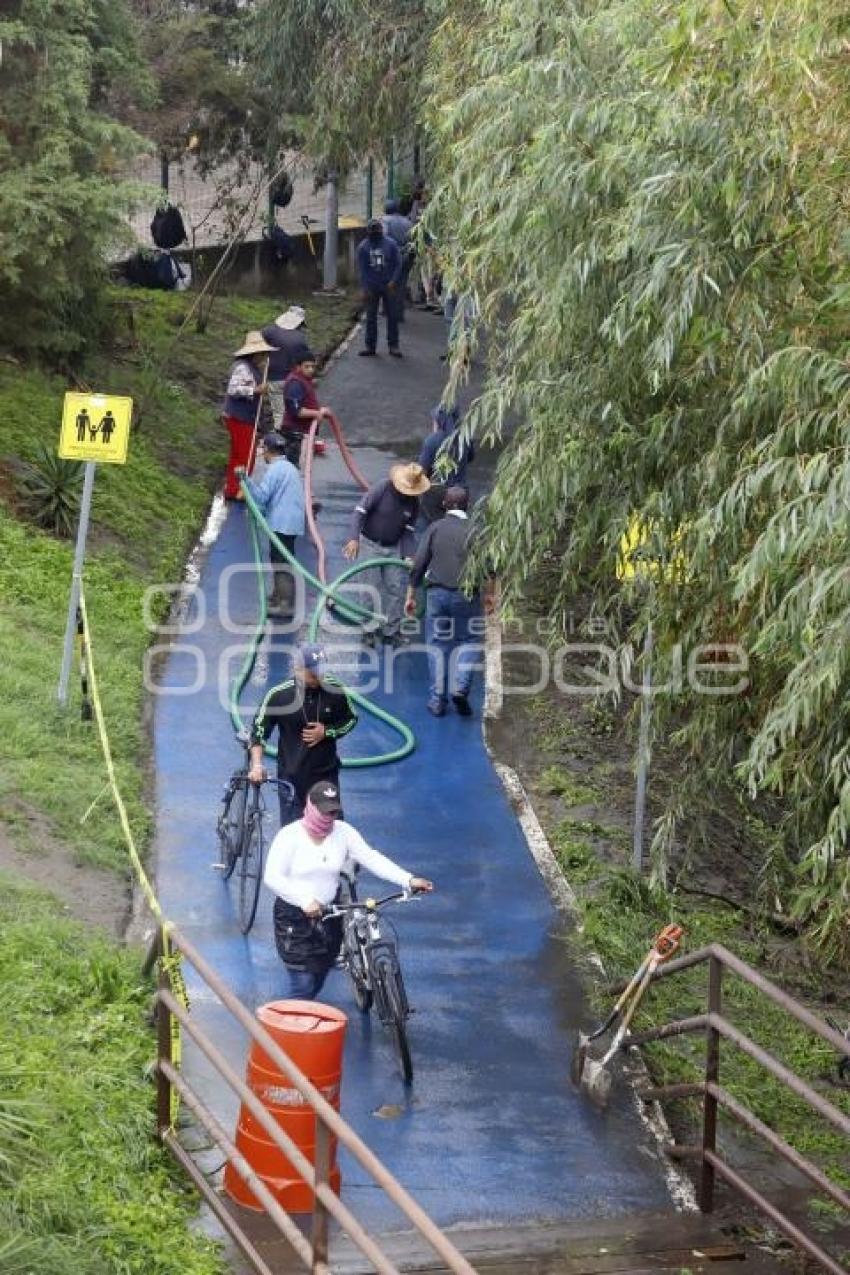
[17,446,84,538]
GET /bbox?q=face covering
[302,798,335,839]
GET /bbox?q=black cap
[307,779,343,816]
[367,218,383,234]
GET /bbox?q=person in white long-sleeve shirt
[264,778,433,999]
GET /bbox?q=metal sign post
[56,390,133,707]
[632,619,653,872]
[57,461,96,706]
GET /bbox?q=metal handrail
[152,925,477,1275]
[623,943,850,1275]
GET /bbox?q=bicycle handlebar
[322,890,423,918]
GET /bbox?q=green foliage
[251,0,433,169]
[0,0,149,357]
[538,765,597,805]
[426,0,850,958]
[17,446,84,537]
[0,877,224,1274]
[120,0,270,172]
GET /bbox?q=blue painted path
[153,310,670,1237]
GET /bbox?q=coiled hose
[228,424,416,767]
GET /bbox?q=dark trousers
[268,533,296,614]
[364,288,399,351]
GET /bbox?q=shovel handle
[599,952,662,1066]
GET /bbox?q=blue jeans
[364,288,399,351]
[286,966,331,999]
[426,588,481,707]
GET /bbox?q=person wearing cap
[222,331,275,499]
[249,644,357,824]
[405,486,491,717]
[279,348,331,467]
[263,778,434,999]
[237,434,305,617]
[343,462,430,645]
[418,403,475,523]
[261,306,309,426]
[356,218,403,357]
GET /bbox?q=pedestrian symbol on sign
[100,411,116,445]
[76,408,90,443]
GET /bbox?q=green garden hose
[229,482,416,767]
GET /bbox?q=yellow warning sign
[59,392,133,464]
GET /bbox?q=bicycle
[323,881,424,1083]
[216,751,295,935]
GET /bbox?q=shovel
[576,923,683,1107]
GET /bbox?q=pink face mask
[302,798,335,839]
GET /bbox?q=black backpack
[151,204,187,250]
[270,173,294,208]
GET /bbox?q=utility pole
[323,170,339,291]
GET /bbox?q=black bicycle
[216,758,294,935]
[324,882,423,1083]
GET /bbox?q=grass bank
[0,286,355,875]
[0,284,356,1269]
[0,874,224,1273]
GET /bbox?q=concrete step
[244,1212,778,1274]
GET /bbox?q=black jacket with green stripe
[251,676,357,800]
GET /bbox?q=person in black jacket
[249,644,357,824]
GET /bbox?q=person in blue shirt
[357,218,403,358]
[238,434,306,618]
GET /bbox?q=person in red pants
[221,331,275,499]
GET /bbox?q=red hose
[302,410,370,586]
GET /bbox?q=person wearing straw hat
[262,305,309,426]
[343,462,430,645]
[221,330,275,499]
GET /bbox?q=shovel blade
[580,1054,613,1107]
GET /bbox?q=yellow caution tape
[78,586,188,1125]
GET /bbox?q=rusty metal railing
[149,926,477,1275]
[626,942,850,1275]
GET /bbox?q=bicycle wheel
[343,919,373,1013]
[375,955,413,1083]
[217,777,247,881]
[238,808,265,934]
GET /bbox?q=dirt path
[0,821,130,934]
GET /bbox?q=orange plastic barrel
[224,1000,347,1214]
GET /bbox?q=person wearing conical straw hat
[221,330,275,499]
[343,461,430,646]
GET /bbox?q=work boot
[451,692,473,717]
[268,567,294,617]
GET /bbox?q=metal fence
[125,151,418,251]
[627,943,850,1275]
[150,926,477,1275]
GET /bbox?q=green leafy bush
[18,446,84,537]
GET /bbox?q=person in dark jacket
[382,199,413,321]
[405,487,488,717]
[221,331,275,499]
[343,462,430,645]
[249,644,357,824]
[418,404,476,523]
[261,306,309,425]
[280,349,331,467]
[357,218,403,357]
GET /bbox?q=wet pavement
[152,306,672,1238]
